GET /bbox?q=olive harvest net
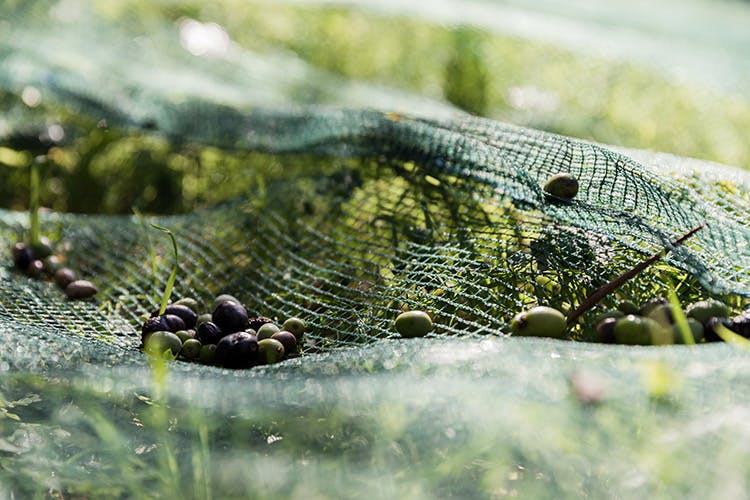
[2,1,750,498]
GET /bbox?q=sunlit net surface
[1,1,750,498]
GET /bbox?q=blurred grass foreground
[2,1,750,499]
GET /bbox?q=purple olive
[212,301,249,334]
[54,268,77,289]
[216,331,259,369]
[196,321,224,345]
[271,330,298,355]
[151,304,198,329]
[141,314,186,344]
[12,242,34,270]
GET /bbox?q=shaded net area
[2,1,750,498]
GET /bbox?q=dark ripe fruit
[543,173,579,200]
[248,316,275,332]
[142,315,186,344]
[216,332,259,369]
[729,312,750,338]
[510,306,566,339]
[256,322,280,340]
[31,237,54,259]
[64,280,98,300]
[12,242,34,270]
[144,331,182,358]
[180,338,202,360]
[271,330,298,355]
[212,300,249,334]
[26,259,44,278]
[282,317,306,340]
[617,300,639,315]
[212,294,240,310]
[639,297,668,317]
[196,313,212,328]
[258,338,285,365]
[174,297,200,312]
[394,311,433,338]
[595,317,618,344]
[151,304,198,329]
[196,321,224,345]
[199,344,218,365]
[593,310,624,326]
[54,268,77,289]
[704,317,730,342]
[686,299,730,326]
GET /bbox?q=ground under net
[3,2,750,499]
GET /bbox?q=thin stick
[566,225,704,325]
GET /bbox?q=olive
[174,297,200,312]
[216,331,259,369]
[42,255,62,275]
[180,338,202,360]
[685,299,730,325]
[54,268,77,289]
[510,306,566,339]
[64,280,98,300]
[196,321,224,345]
[543,173,579,200]
[212,294,240,310]
[646,304,676,327]
[199,344,218,365]
[705,317,731,342]
[248,316,275,332]
[593,310,624,326]
[257,322,280,340]
[31,237,54,259]
[613,315,667,346]
[196,313,212,328]
[271,330,298,355]
[144,331,182,358]
[594,317,617,344]
[729,312,750,337]
[282,317,306,340]
[617,300,639,315]
[258,338,285,365]
[395,310,434,338]
[26,259,44,278]
[639,297,668,317]
[212,300,249,334]
[142,315,186,344]
[151,304,198,329]
[175,330,195,343]
[12,242,34,270]
[673,318,704,344]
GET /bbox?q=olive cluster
[511,298,748,346]
[11,237,97,300]
[141,294,304,369]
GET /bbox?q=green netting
[2,1,750,498]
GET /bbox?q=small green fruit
[543,173,579,200]
[196,313,213,328]
[686,299,730,325]
[395,310,433,338]
[282,317,306,340]
[613,315,667,346]
[144,331,182,358]
[257,322,280,340]
[180,338,202,359]
[617,300,639,315]
[174,297,200,312]
[258,338,285,364]
[673,318,705,344]
[175,330,195,343]
[199,344,218,365]
[647,304,676,327]
[593,310,624,326]
[510,306,566,339]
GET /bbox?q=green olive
[613,315,669,346]
[394,310,433,338]
[510,306,566,339]
[175,330,195,343]
[543,173,579,200]
[199,344,218,365]
[180,338,202,360]
[174,297,200,312]
[258,338,285,364]
[616,300,639,315]
[673,318,705,344]
[195,313,213,328]
[257,322,280,340]
[144,331,182,358]
[282,317,306,340]
[593,310,624,326]
[685,299,730,325]
[646,304,676,327]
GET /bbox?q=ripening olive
[271,331,298,355]
[141,315,186,344]
[64,280,98,300]
[543,173,579,200]
[216,331,259,369]
[180,338,202,360]
[54,268,77,289]
[196,313,212,328]
[174,297,200,312]
[510,306,566,339]
[212,300,249,334]
[257,322,280,340]
[395,310,433,338]
[593,310,624,326]
[282,317,306,340]
[258,338,285,365]
[151,304,198,329]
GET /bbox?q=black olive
[595,317,617,344]
[31,237,54,259]
[12,242,34,270]
[212,301,249,334]
[151,304,198,329]
[26,260,45,278]
[704,317,731,342]
[141,315,186,344]
[54,268,77,289]
[196,321,224,345]
[271,330,298,355]
[64,280,98,300]
[248,316,275,332]
[216,331,259,369]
